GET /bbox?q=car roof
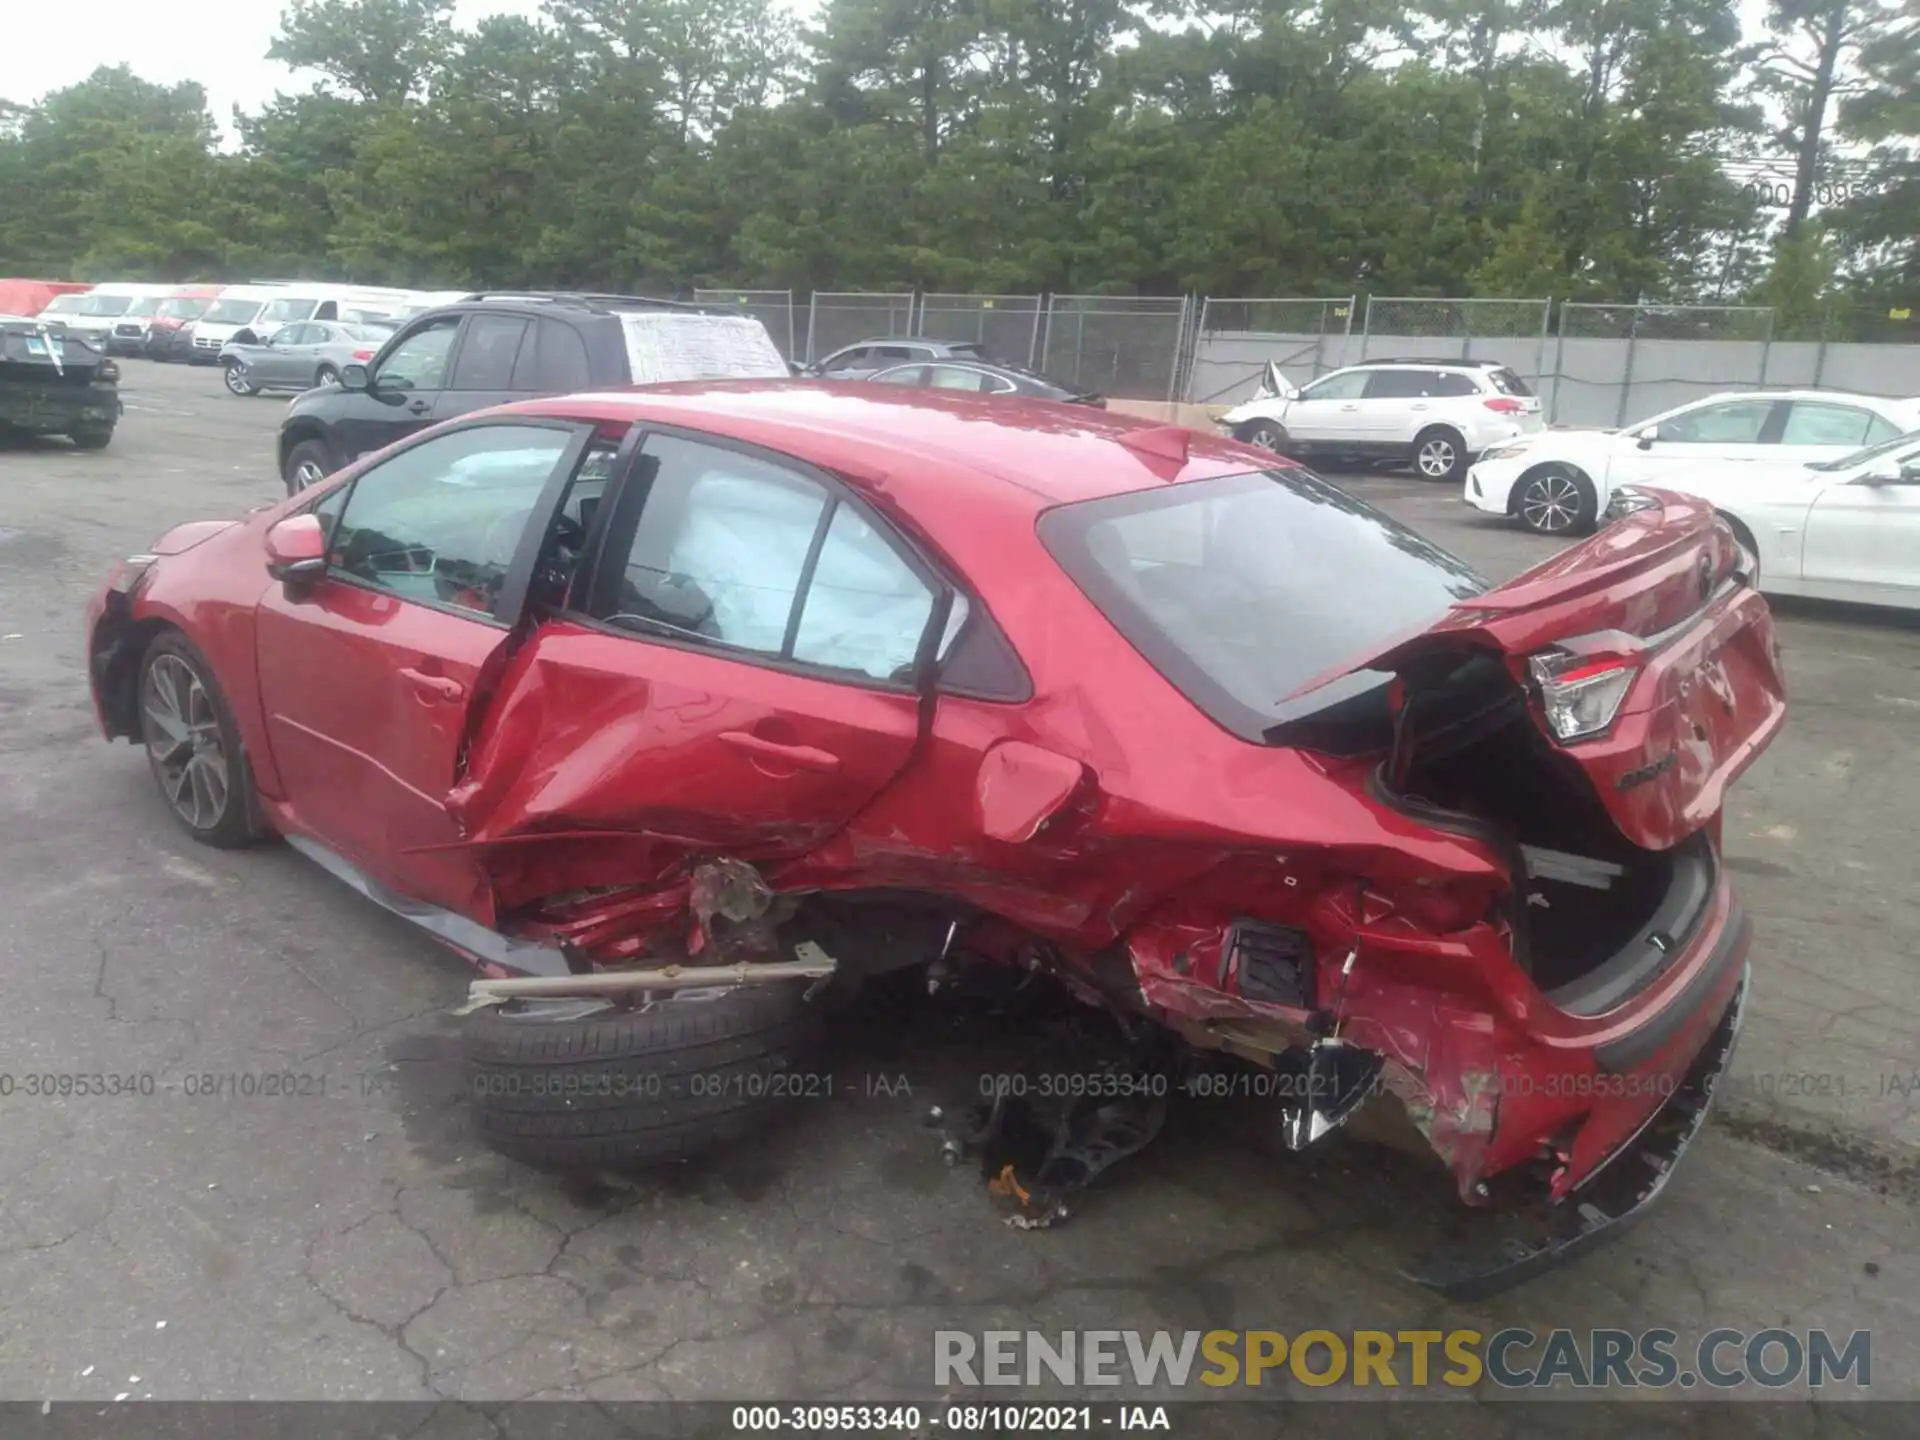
[507,381,1264,514]
[834,336,981,350]
[1345,357,1508,368]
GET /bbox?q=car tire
[136,631,269,849]
[463,983,829,1170]
[1514,464,1597,536]
[1239,420,1291,454]
[314,364,339,388]
[68,424,114,450]
[283,439,337,495]
[1412,426,1469,483]
[223,360,259,397]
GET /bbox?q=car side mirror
[1860,466,1902,486]
[1636,426,1660,449]
[338,362,371,392]
[265,514,328,589]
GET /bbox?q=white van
[38,283,173,350]
[187,284,293,363]
[246,284,422,335]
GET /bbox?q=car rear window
[1037,469,1489,742]
[1489,368,1534,397]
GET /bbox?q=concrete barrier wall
[1190,330,1920,428]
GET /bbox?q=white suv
[1218,358,1545,483]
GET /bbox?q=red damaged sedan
[87,382,1784,1296]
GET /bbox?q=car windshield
[74,295,134,316]
[123,296,164,318]
[260,297,318,324]
[203,298,267,324]
[1038,468,1490,742]
[41,296,85,315]
[157,297,212,320]
[1808,426,1920,472]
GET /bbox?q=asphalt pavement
[0,362,1914,1414]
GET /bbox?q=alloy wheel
[1520,471,1582,534]
[142,653,230,831]
[291,459,326,491]
[223,364,254,396]
[1416,437,1457,478]
[1249,426,1284,453]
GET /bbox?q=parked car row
[4,278,459,363]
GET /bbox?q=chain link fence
[1039,295,1191,402]
[804,291,914,365]
[691,288,798,361]
[914,294,1044,367]
[1359,297,1552,393]
[1184,297,1356,403]
[1551,303,1775,427]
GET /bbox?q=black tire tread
[463,985,826,1168]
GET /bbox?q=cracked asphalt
[0,363,1914,1414]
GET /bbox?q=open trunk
[1369,648,1712,1004]
[1328,491,1785,1006]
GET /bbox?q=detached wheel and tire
[1412,426,1469,484]
[1515,464,1596,536]
[68,424,114,451]
[223,360,259,397]
[464,983,829,1170]
[138,632,267,848]
[283,439,337,495]
[1239,420,1290,455]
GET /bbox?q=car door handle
[407,399,431,415]
[719,731,841,773]
[1411,403,1430,411]
[1339,403,1359,411]
[398,667,464,701]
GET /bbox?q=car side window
[1779,402,1879,448]
[1862,415,1903,446]
[820,347,869,374]
[1361,370,1430,399]
[585,434,958,684]
[791,504,944,681]
[449,315,530,391]
[325,424,576,619]
[874,365,930,387]
[1298,371,1369,401]
[510,319,592,392]
[929,366,994,392]
[1658,400,1775,444]
[268,326,301,346]
[373,318,461,392]
[873,345,916,363]
[1429,372,1481,397]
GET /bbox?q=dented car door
[254,420,596,917]
[444,427,948,916]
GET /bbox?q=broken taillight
[1483,397,1526,414]
[1528,651,1637,742]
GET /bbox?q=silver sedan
[218,321,393,396]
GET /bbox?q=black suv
[277,292,788,493]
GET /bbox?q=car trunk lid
[1310,489,1787,852]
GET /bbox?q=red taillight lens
[1483,397,1525,414]
[352,349,375,360]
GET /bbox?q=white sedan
[1464,390,1920,535]
[1606,428,1920,611]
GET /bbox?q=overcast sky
[7,0,1786,153]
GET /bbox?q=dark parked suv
[276,292,788,493]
